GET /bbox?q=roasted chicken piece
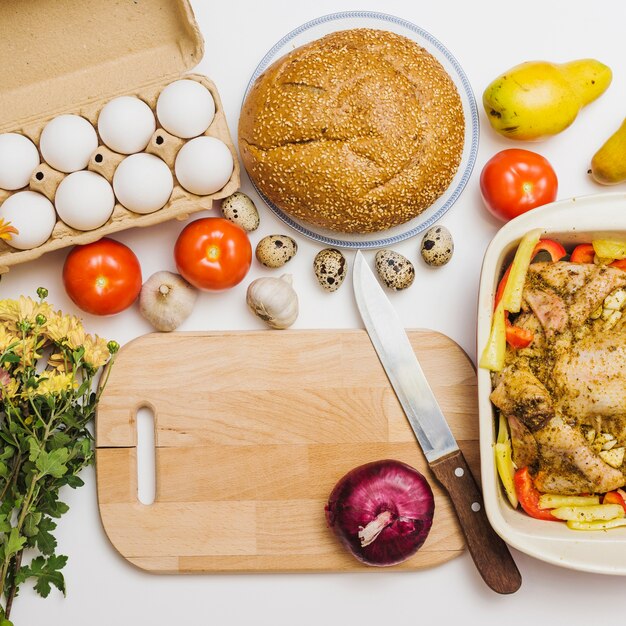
[490,260,626,495]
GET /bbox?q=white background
[7,0,626,624]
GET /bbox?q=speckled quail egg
[221,192,260,232]
[313,248,347,292]
[256,235,297,268]
[375,249,415,290]
[420,225,454,267]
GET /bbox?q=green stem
[0,454,21,504]
[4,549,23,619]
[0,474,40,601]
[17,477,40,529]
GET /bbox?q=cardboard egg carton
[0,0,239,274]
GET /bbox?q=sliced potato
[479,301,507,372]
[604,289,626,310]
[538,494,600,509]
[495,441,518,509]
[551,503,624,522]
[584,427,597,443]
[599,447,625,468]
[501,229,542,313]
[603,310,622,330]
[497,412,509,445]
[567,517,626,531]
[590,305,603,320]
[594,432,615,447]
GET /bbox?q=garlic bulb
[246,274,298,329]
[139,271,198,331]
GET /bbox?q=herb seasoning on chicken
[491,259,626,496]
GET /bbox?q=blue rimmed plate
[242,11,479,249]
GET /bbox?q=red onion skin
[325,459,434,566]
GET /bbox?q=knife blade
[353,250,521,594]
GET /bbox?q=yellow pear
[591,118,626,184]
[483,59,612,140]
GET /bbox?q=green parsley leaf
[18,554,67,598]
[36,448,69,478]
[33,516,57,556]
[5,528,26,559]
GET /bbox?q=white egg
[175,137,233,195]
[113,153,173,214]
[0,191,56,250]
[0,133,40,191]
[156,79,215,139]
[40,114,98,173]
[55,171,115,231]
[98,96,156,154]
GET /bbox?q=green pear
[591,118,626,185]
[483,59,612,141]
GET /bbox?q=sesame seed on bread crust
[239,28,465,234]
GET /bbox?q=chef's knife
[353,251,521,594]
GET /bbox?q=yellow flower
[83,334,110,369]
[33,371,77,396]
[0,300,18,323]
[0,218,18,242]
[0,368,18,400]
[12,335,44,369]
[0,297,53,331]
[44,311,80,345]
[0,325,18,353]
[48,351,68,372]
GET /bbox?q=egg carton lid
[0,0,204,132]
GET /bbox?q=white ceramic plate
[242,11,479,249]
[478,192,626,575]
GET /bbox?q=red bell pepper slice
[505,318,533,348]
[532,239,567,262]
[610,259,626,271]
[493,239,567,350]
[603,490,626,513]
[513,467,558,521]
[570,243,595,264]
[495,265,511,310]
[495,238,567,310]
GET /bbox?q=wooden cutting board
[96,330,479,573]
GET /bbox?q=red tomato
[174,217,252,290]
[480,149,558,221]
[63,238,142,315]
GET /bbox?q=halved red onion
[325,459,434,566]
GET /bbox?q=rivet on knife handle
[430,449,522,595]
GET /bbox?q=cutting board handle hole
[136,405,156,505]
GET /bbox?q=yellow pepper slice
[593,239,626,260]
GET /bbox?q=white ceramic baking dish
[478,191,626,575]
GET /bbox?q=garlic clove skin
[246,274,298,330]
[139,271,198,331]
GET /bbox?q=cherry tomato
[480,149,558,221]
[63,238,142,315]
[174,217,252,290]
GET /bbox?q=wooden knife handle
[430,449,522,594]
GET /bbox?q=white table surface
[8,0,626,623]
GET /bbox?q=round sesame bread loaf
[239,28,465,234]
